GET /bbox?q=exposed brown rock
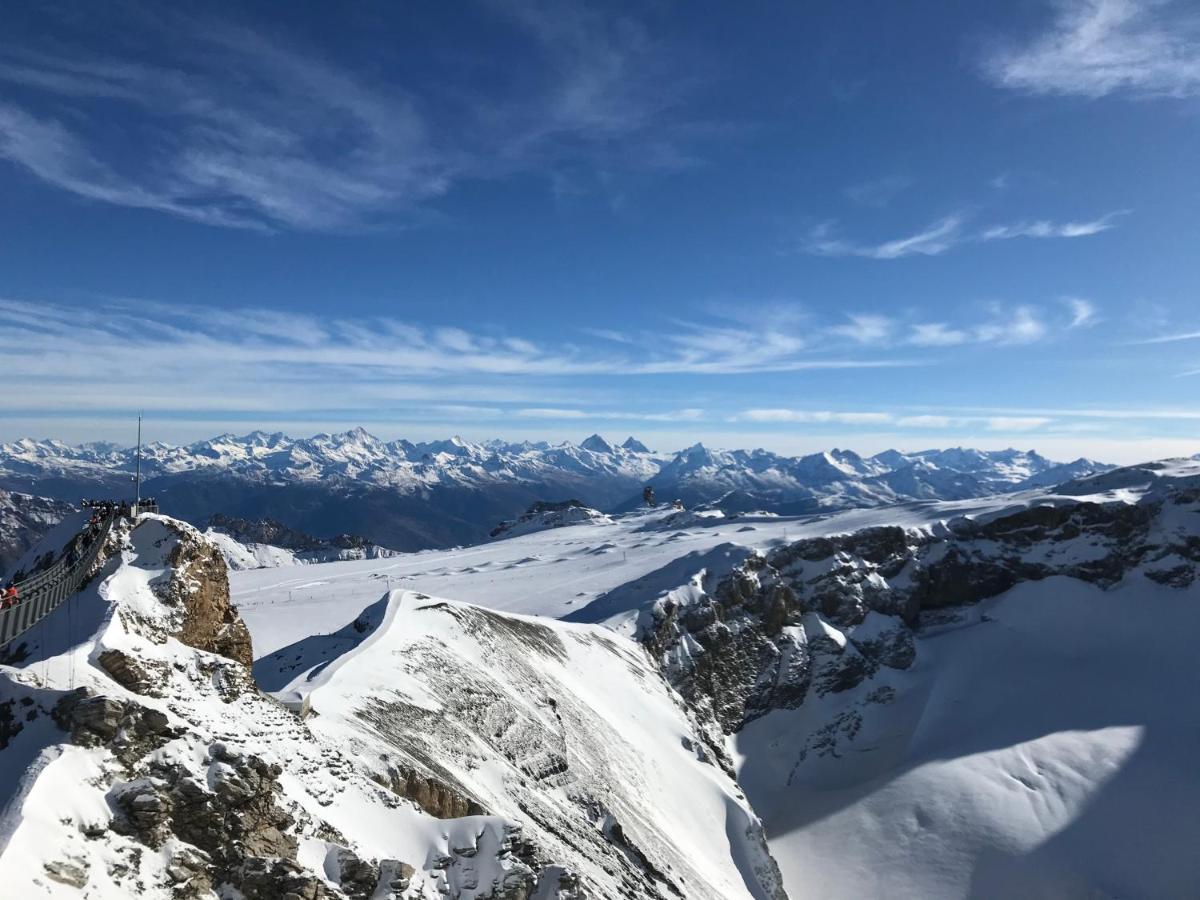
[376,761,487,819]
[164,530,254,668]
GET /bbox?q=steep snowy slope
[255,591,785,899]
[736,575,1200,899]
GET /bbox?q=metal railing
[0,514,115,648]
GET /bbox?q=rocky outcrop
[645,484,1200,737]
[156,520,255,668]
[53,687,182,768]
[374,760,488,819]
[490,500,611,539]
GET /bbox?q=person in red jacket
[1,585,18,609]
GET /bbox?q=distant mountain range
[0,429,1115,551]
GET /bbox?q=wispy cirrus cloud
[0,296,928,422]
[734,409,894,425]
[981,210,1128,241]
[0,4,707,231]
[982,0,1200,99]
[516,407,704,422]
[828,302,1088,349]
[733,409,1055,432]
[828,314,895,344]
[1064,296,1099,328]
[803,215,965,259]
[803,210,1125,259]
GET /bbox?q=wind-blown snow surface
[232,462,1200,899]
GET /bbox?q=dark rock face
[207,512,388,554]
[375,761,488,819]
[645,487,1200,738]
[97,648,166,696]
[53,688,181,768]
[107,742,338,898]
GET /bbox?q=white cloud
[517,407,704,421]
[734,409,894,425]
[909,322,970,347]
[1130,329,1200,345]
[804,215,965,259]
[981,211,1128,241]
[0,5,706,230]
[517,408,589,419]
[982,0,1200,98]
[829,314,894,344]
[973,305,1048,345]
[907,306,1048,347]
[803,210,1123,260]
[896,415,958,428]
[1064,297,1099,328]
[0,296,931,421]
[986,416,1053,431]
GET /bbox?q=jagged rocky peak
[621,436,651,453]
[579,433,615,454]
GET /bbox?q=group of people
[82,498,155,518]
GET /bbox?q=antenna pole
[135,413,142,515]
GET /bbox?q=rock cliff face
[163,522,255,668]
[643,477,1200,740]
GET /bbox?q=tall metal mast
[135,413,142,515]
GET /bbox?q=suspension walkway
[0,513,117,649]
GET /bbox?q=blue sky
[1,0,1199,462]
